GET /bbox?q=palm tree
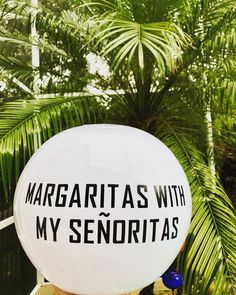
[0,0,235,294]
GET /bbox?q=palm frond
[128,0,183,23]
[0,27,67,57]
[36,9,87,58]
[100,21,190,74]
[181,0,235,37]
[78,1,191,76]
[0,55,33,84]
[207,25,236,54]
[0,96,105,199]
[0,0,31,21]
[157,121,236,295]
[202,0,235,28]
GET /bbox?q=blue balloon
[162,271,183,289]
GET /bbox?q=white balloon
[14,124,192,295]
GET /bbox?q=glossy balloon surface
[162,271,183,289]
[14,124,191,294]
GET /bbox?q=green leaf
[158,121,236,295]
[79,1,191,75]
[0,96,105,199]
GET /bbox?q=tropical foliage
[0,0,88,98]
[0,96,105,199]
[0,0,235,294]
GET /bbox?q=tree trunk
[204,101,216,179]
[31,0,40,95]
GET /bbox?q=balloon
[14,124,192,295]
[162,271,183,289]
